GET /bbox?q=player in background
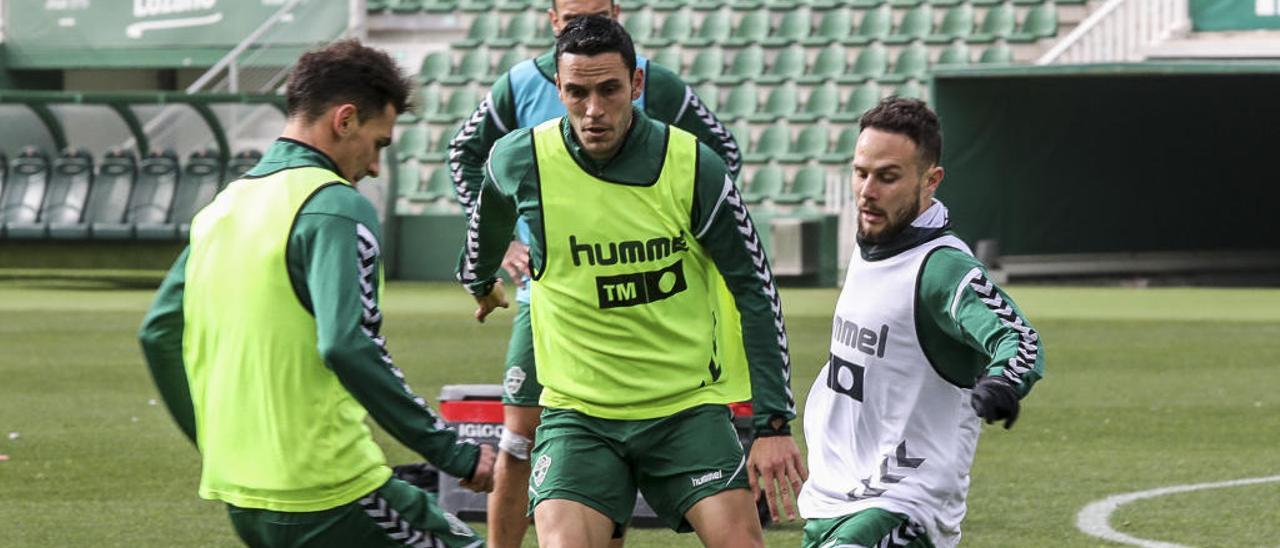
[446,1,741,545]
[798,97,1046,548]
[139,40,495,547]
[458,16,804,548]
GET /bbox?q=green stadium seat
[970,2,1016,43]
[763,0,800,10]
[804,7,852,46]
[1011,0,1042,5]
[489,48,525,83]
[848,0,885,7]
[457,0,494,12]
[729,119,752,152]
[727,0,764,10]
[760,45,805,84]
[742,164,785,203]
[652,47,683,72]
[422,0,457,12]
[687,47,725,83]
[716,45,764,85]
[792,81,840,122]
[883,41,930,83]
[415,85,443,120]
[426,88,479,123]
[979,41,1014,63]
[846,5,891,45]
[162,149,224,241]
[886,4,932,44]
[224,150,261,186]
[833,80,881,122]
[457,14,500,48]
[690,0,727,10]
[763,8,811,47]
[388,0,423,13]
[927,0,963,6]
[745,125,790,164]
[368,0,390,12]
[799,44,849,84]
[786,125,829,163]
[891,0,922,6]
[892,79,926,99]
[494,11,538,47]
[936,40,971,66]
[970,0,1003,5]
[726,9,769,46]
[623,11,655,44]
[749,82,798,122]
[418,51,451,85]
[652,0,689,10]
[775,165,826,204]
[0,148,49,234]
[397,162,424,198]
[95,149,177,240]
[397,125,429,163]
[928,3,974,43]
[688,9,731,46]
[528,19,555,48]
[1011,3,1057,42]
[850,41,889,80]
[7,148,91,240]
[422,166,454,201]
[819,125,858,163]
[442,47,491,85]
[693,82,720,111]
[74,149,135,236]
[721,82,759,121]
[494,0,529,11]
[424,122,463,162]
[646,9,694,47]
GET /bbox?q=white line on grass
[1076,474,1280,548]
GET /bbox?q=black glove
[970,377,1020,429]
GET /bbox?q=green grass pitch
[1,278,1278,546]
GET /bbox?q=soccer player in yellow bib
[457,16,805,548]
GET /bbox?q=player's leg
[801,509,934,548]
[529,408,636,548]
[631,404,762,547]
[489,302,542,548]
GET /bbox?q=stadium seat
[397,125,429,163]
[494,11,538,47]
[687,9,731,46]
[969,0,1002,5]
[0,152,6,202]
[368,0,390,12]
[224,150,262,186]
[763,8,811,47]
[623,10,655,44]
[892,79,926,99]
[799,44,849,84]
[652,47,683,72]
[442,47,491,85]
[834,80,881,122]
[457,0,493,12]
[0,148,50,236]
[94,149,178,240]
[494,0,530,11]
[488,48,525,83]
[527,18,555,48]
[775,165,826,204]
[886,4,932,44]
[389,0,423,13]
[742,164,784,203]
[423,122,462,162]
[426,88,479,124]
[804,7,852,46]
[418,51,451,85]
[397,162,423,197]
[690,0,727,10]
[749,81,798,122]
[421,0,457,12]
[148,149,222,240]
[457,13,500,48]
[850,41,889,80]
[928,3,974,43]
[6,148,91,240]
[727,0,763,11]
[652,0,690,10]
[760,45,805,84]
[891,0,922,6]
[883,41,930,83]
[729,119,752,153]
[687,47,725,83]
[979,41,1014,63]
[792,81,840,122]
[847,5,892,45]
[720,82,760,121]
[928,0,963,7]
[819,125,858,163]
[716,45,764,85]
[936,40,972,66]
[725,9,769,46]
[693,82,720,111]
[785,125,828,163]
[970,2,1016,43]
[646,9,694,47]
[1011,3,1057,42]
[422,166,454,201]
[745,125,790,164]
[72,149,135,238]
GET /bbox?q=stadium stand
[93,149,178,240]
[4,148,93,240]
[0,148,51,236]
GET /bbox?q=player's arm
[456,136,525,300]
[920,247,1045,426]
[138,247,197,446]
[447,76,518,214]
[294,186,482,481]
[690,145,794,432]
[645,63,742,180]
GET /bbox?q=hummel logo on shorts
[690,470,723,487]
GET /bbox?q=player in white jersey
[797,97,1045,548]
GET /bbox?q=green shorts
[502,302,541,406]
[801,508,934,548]
[528,404,748,533]
[226,477,482,548]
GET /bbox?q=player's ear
[631,67,644,101]
[925,165,944,196]
[332,104,358,138]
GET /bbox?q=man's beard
[857,197,922,245]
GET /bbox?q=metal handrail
[1037,0,1189,65]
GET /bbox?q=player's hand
[473,280,508,323]
[747,435,807,522]
[971,376,1020,429]
[459,444,496,493]
[501,240,532,288]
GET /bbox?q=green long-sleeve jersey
[138,139,480,480]
[448,49,741,213]
[457,111,795,432]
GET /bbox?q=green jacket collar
[558,108,667,185]
[245,138,344,181]
[535,49,556,81]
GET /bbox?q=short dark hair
[285,39,412,123]
[551,0,615,12]
[555,15,637,73]
[859,97,942,168]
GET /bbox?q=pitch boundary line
[1076,474,1280,548]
